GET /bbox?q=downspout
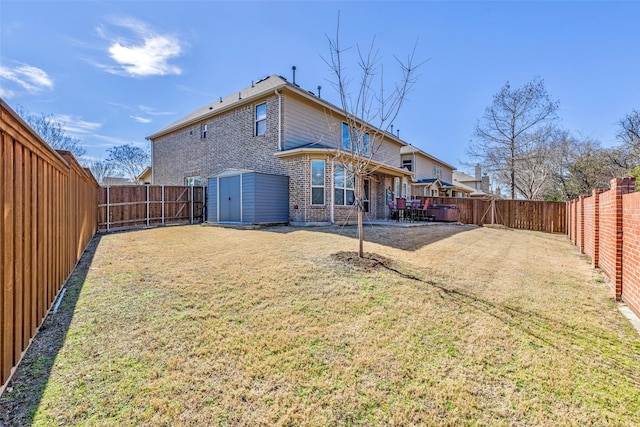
[330,157,335,224]
[275,89,282,151]
[150,139,155,184]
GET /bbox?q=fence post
[610,177,636,300]
[190,185,194,224]
[161,185,165,225]
[591,188,605,268]
[106,186,110,232]
[146,184,150,227]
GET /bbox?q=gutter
[275,89,282,151]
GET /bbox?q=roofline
[401,145,456,170]
[274,147,413,177]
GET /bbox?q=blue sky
[1,1,638,174]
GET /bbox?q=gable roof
[400,145,456,170]
[147,75,288,140]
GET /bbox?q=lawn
[3,224,640,426]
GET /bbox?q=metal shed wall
[207,172,289,224]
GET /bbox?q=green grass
[18,225,640,426]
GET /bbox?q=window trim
[334,164,355,206]
[185,176,201,186]
[342,122,370,156]
[255,102,267,136]
[311,160,325,206]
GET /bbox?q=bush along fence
[567,177,640,318]
[417,197,566,233]
[98,185,206,231]
[0,100,99,392]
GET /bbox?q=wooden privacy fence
[417,197,566,233]
[1,100,98,392]
[98,185,206,231]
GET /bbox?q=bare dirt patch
[2,224,640,426]
[330,251,394,272]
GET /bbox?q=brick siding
[152,95,286,185]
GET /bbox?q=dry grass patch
[4,224,640,426]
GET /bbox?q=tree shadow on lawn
[0,235,102,426]
[262,223,478,252]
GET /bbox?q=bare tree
[468,78,559,199]
[324,17,421,257]
[15,105,86,159]
[106,144,150,183]
[614,109,640,183]
[88,160,116,185]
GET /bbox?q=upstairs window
[433,163,443,180]
[255,102,267,136]
[342,122,351,150]
[201,123,207,139]
[342,122,370,156]
[402,158,413,171]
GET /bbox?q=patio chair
[387,199,398,220]
[417,199,434,222]
[410,199,421,222]
[396,198,407,222]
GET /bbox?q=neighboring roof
[400,145,456,170]
[137,166,152,181]
[453,170,479,183]
[415,178,454,187]
[102,176,132,186]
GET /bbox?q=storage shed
[207,169,289,224]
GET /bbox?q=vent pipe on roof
[317,85,321,98]
[390,124,394,135]
[252,81,254,88]
[397,129,400,138]
[238,92,242,100]
[220,96,222,103]
[292,65,297,85]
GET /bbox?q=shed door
[219,175,241,222]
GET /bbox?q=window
[402,158,413,171]
[342,122,350,150]
[394,177,401,200]
[255,103,267,136]
[342,122,370,156]
[334,164,355,206]
[311,160,325,205]
[201,123,207,139]
[185,176,201,186]
[433,163,443,180]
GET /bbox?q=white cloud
[97,17,183,77]
[53,114,102,135]
[130,115,152,124]
[0,63,54,97]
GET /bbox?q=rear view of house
[147,74,417,225]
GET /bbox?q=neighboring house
[137,167,152,185]
[400,145,470,197]
[452,165,491,198]
[147,74,451,225]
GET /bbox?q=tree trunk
[357,177,364,257]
